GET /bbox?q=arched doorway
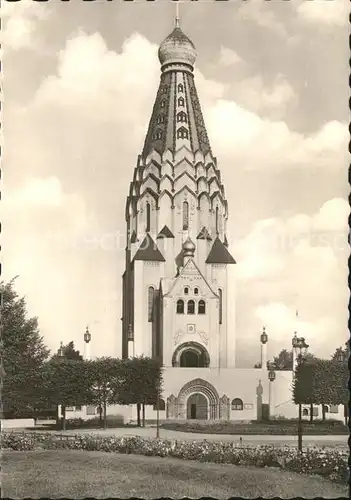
[177,378,219,420]
[172,342,210,367]
[187,393,208,419]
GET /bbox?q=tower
[121,19,236,369]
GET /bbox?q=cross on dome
[158,11,197,70]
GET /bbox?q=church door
[187,393,208,420]
[190,404,196,419]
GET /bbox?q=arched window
[154,129,163,140]
[218,289,223,324]
[184,287,189,295]
[177,127,189,140]
[160,99,166,108]
[198,300,206,314]
[183,201,189,230]
[231,398,243,411]
[178,83,184,93]
[302,408,309,416]
[176,299,184,314]
[153,399,165,411]
[148,286,154,322]
[157,115,165,124]
[187,300,195,314]
[178,96,185,107]
[177,111,187,123]
[194,288,199,295]
[215,206,219,233]
[146,202,151,232]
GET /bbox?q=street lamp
[156,384,160,439]
[57,341,65,430]
[84,326,91,344]
[58,341,64,358]
[295,337,309,452]
[260,326,268,369]
[268,362,276,419]
[260,327,268,345]
[336,348,347,425]
[337,348,346,363]
[84,326,92,360]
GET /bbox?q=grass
[2,450,349,499]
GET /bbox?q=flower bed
[161,420,348,435]
[2,432,348,484]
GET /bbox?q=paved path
[62,426,348,448]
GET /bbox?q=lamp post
[156,383,160,439]
[84,326,92,361]
[58,341,64,358]
[294,336,309,451]
[268,362,276,419]
[260,326,268,370]
[337,348,346,363]
[57,341,65,430]
[128,324,135,358]
[336,349,347,425]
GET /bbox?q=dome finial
[175,2,180,28]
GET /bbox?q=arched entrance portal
[187,393,208,419]
[177,378,219,420]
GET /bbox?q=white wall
[2,419,35,429]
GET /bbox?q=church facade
[120,20,298,422]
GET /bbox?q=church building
[119,19,307,422]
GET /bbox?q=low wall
[1,418,35,429]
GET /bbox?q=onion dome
[158,21,197,70]
[183,237,196,257]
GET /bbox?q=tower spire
[175,1,180,28]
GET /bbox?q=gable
[164,258,218,297]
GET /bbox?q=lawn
[2,450,348,499]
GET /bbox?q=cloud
[297,0,348,27]
[237,0,287,38]
[205,100,348,170]
[218,46,243,67]
[5,30,347,363]
[236,197,348,280]
[228,74,296,117]
[34,32,159,128]
[254,302,344,353]
[234,198,348,358]
[2,0,49,51]
[6,177,66,208]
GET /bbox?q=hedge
[2,432,349,484]
[41,417,125,430]
[161,420,348,435]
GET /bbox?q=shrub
[2,431,348,484]
[2,432,37,451]
[31,415,126,431]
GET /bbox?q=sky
[2,0,349,367]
